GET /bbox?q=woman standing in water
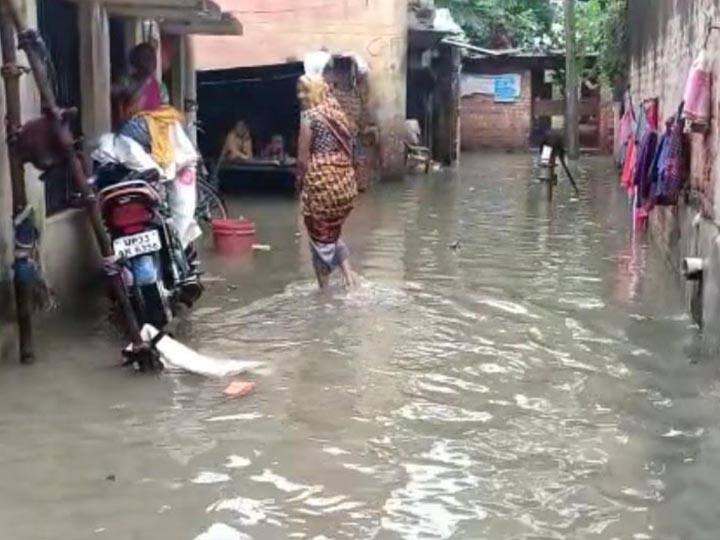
[296,75,358,289]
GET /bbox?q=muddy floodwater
[3,154,720,540]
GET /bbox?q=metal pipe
[0,4,33,363]
[682,257,704,281]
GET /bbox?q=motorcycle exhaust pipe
[682,257,704,281]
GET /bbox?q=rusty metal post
[564,0,580,160]
[0,6,33,363]
[0,0,145,350]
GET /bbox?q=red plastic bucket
[212,219,257,255]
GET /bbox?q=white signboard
[461,74,496,96]
[461,73,522,101]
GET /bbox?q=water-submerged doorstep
[1,153,720,540]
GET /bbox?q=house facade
[460,53,612,152]
[194,0,410,175]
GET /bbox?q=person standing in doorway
[127,43,169,113]
[296,75,358,289]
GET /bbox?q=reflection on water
[2,154,720,540]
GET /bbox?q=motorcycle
[95,163,203,330]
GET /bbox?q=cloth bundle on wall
[683,49,712,130]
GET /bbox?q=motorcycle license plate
[113,230,162,259]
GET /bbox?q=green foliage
[434,0,556,49]
[597,0,628,86]
[438,0,628,87]
[571,0,628,86]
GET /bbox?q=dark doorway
[37,0,81,216]
[197,62,303,160]
[197,62,303,193]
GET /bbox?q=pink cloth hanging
[644,99,659,131]
[683,50,712,126]
[618,106,635,146]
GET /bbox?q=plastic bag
[304,51,331,77]
[168,166,201,248]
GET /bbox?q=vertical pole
[170,34,184,109]
[123,17,142,52]
[0,5,34,363]
[78,1,111,150]
[182,34,197,144]
[564,0,580,160]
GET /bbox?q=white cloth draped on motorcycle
[92,122,201,248]
[138,324,263,377]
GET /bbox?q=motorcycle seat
[100,182,161,212]
[94,163,159,190]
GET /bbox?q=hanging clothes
[620,136,637,192]
[621,102,646,193]
[634,130,658,208]
[648,117,672,208]
[653,106,687,206]
[633,99,659,208]
[616,92,636,167]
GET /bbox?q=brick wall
[628,0,719,223]
[460,70,531,150]
[628,0,720,339]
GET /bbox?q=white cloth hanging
[138,325,263,378]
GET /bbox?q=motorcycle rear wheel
[133,282,172,330]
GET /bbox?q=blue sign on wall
[494,75,520,103]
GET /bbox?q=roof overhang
[409,27,448,47]
[71,0,242,36]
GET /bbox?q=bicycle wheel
[196,177,228,228]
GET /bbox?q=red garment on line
[621,136,637,193]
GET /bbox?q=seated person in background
[221,121,253,162]
[261,134,287,162]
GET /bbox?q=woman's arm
[296,117,311,190]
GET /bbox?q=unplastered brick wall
[628,0,720,222]
[627,0,720,338]
[460,70,532,150]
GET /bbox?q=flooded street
[3,153,720,540]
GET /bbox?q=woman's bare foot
[340,260,358,289]
[314,267,330,289]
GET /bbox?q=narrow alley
[0,154,717,540]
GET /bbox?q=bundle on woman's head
[303,50,331,78]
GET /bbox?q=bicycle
[187,119,229,228]
[196,161,228,228]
